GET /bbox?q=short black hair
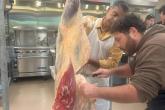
[113,0,129,13]
[159,5,165,14]
[145,14,155,20]
[110,13,146,34]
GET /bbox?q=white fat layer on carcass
[55,1,90,98]
[54,0,94,109]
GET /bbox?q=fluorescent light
[36,1,41,7]
[146,8,153,12]
[62,3,65,8]
[14,0,16,5]
[57,3,61,8]
[37,27,46,30]
[106,6,109,10]
[13,26,19,29]
[6,5,12,9]
[96,5,99,10]
[85,4,89,9]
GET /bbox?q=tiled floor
[112,102,146,110]
[0,77,146,110]
[1,77,54,110]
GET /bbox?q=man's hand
[92,68,111,78]
[79,83,98,98]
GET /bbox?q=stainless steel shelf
[0,0,10,110]
[14,46,50,50]
[0,84,2,96]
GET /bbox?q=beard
[122,35,137,56]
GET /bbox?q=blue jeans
[147,90,165,110]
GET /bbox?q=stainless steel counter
[12,47,52,78]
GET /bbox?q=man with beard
[79,1,129,110]
[157,5,165,25]
[80,14,165,110]
[144,14,155,28]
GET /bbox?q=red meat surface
[53,63,76,110]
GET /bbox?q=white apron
[81,18,114,110]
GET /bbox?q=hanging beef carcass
[52,0,95,110]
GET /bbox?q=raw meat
[53,63,76,110]
[52,0,95,109]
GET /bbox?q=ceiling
[6,0,165,29]
[6,0,109,29]
[6,0,109,16]
[7,0,164,16]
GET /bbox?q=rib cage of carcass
[52,0,95,110]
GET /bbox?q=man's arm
[80,83,140,103]
[93,64,133,78]
[82,16,96,35]
[111,63,133,77]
